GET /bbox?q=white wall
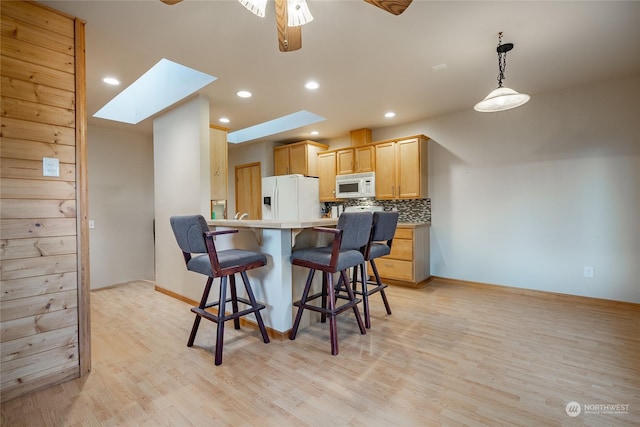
[373,74,640,303]
[87,125,155,289]
[153,95,211,301]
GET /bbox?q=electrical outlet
[89,220,95,229]
[583,266,594,278]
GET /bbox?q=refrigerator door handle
[273,183,278,220]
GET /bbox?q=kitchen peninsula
[207,217,338,336]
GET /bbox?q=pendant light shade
[474,87,530,112]
[475,32,530,113]
[238,0,267,18]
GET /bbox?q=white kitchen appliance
[336,172,376,199]
[262,174,321,220]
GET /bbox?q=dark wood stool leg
[351,265,358,294]
[371,260,392,315]
[341,270,366,335]
[229,274,241,330]
[290,269,315,340]
[359,263,371,329]
[326,272,339,355]
[188,277,214,347]
[321,273,327,323]
[214,276,228,366]
[240,271,270,343]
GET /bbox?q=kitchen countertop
[397,222,431,228]
[208,218,430,229]
[207,218,338,229]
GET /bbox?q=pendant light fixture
[474,32,530,112]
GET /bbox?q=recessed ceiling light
[384,111,396,118]
[219,117,230,123]
[305,81,319,90]
[237,90,252,98]
[310,130,319,136]
[102,77,120,85]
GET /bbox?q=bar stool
[170,215,270,365]
[352,211,399,328]
[289,211,372,355]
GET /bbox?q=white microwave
[336,172,376,199]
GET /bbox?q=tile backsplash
[330,198,431,223]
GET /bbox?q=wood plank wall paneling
[0,55,75,92]
[1,14,75,54]
[0,1,86,402]
[1,158,76,181]
[0,272,78,302]
[1,138,76,162]
[0,199,76,219]
[1,76,76,109]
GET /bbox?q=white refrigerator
[262,174,321,221]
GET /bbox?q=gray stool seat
[289,211,372,355]
[346,211,398,328]
[367,242,392,259]
[290,247,364,273]
[187,250,267,277]
[170,215,270,365]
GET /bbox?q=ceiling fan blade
[160,0,183,5]
[275,0,302,52]
[363,0,412,15]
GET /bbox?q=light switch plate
[43,157,60,177]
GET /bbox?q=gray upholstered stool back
[170,215,209,255]
[337,211,373,250]
[372,211,399,242]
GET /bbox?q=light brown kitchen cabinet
[273,140,328,176]
[368,224,430,287]
[336,145,375,175]
[336,148,355,175]
[374,142,396,198]
[318,151,338,201]
[210,125,228,201]
[350,128,372,146]
[374,135,429,200]
[355,145,375,173]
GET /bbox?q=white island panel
[208,219,336,333]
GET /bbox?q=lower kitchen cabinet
[368,223,430,287]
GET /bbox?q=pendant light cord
[497,32,507,88]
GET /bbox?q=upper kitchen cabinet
[274,140,328,176]
[336,148,355,175]
[375,135,429,200]
[374,142,396,198]
[210,125,228,200]
[318,151,338,201]
[349,128,372,146]
[336,145,375,175]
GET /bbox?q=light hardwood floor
[2,279,639,426]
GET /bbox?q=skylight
[93,58,217,124]
[227,110,326,144]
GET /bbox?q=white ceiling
[42,0,640,144]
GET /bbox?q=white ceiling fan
[161,0,412,52]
